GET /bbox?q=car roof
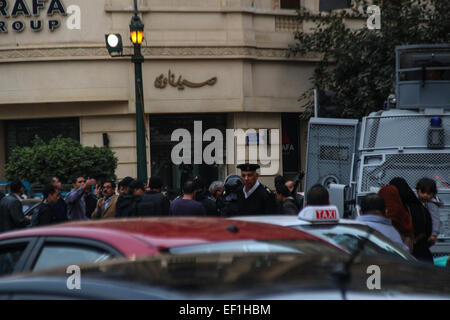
[0,217,323,254]
[231,215,367,227]
[4,253,449,299]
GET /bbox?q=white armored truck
[304,44,450,257]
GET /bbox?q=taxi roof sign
[298,206,340,223]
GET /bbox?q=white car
[231,214,417,262]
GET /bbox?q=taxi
[0,217,346,278]
[231,205,417,262]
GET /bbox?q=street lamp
[105,33,123,55]
[105,0,148,182]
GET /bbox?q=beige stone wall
[0,0,318,181]
[80,114,151,181]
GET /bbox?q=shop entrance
[149,114,227,199]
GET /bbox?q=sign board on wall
[0,0,81,33]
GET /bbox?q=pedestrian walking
[0,181,31,232]
[356,193,410,252]
[390,177,433,262]
[91,181,119,219]
[65,176,94,221]
[169,180,206,216]
[416,178,442,247]
[378,185,415,252]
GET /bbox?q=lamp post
[106,1,148,182]
[129,0,148,182]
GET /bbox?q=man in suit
[91,181,119,220]
[0,181,30,232]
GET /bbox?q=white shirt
[243,181,260,199]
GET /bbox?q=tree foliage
[289,0,450,119]
[5,136,118,184]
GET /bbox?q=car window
[167,239,346,255]
[0,243,28,277]
[32,244,112,272]
[297,225,411,260]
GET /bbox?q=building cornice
[0,46,321,63]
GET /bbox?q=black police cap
[237,163,260,171]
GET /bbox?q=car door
[0,237,39,277]
[22,237,123,272]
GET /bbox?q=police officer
[234,163,277,216]
[219,175,243,217]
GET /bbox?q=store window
[150,114,227,199]
[319,0,351,12]
[5,118,80,160]
[281,0,301,10]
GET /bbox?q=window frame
[0,237,40,275]
[23,236,124,272]
[280,0,301,10]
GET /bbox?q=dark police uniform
[233,163,277,216]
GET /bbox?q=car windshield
[296,224,413,260]
[167,239,346,255]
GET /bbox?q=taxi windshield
[296,224,413,260]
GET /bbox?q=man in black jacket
[0,181,30,233]
[235,163,278,216]
[131,180,158,217]
[144,176,170,216]
[50,177,68,223]
[36,184,61,226]
[275,183,299,215]
[193,177,217,217]
[115,177,136,218]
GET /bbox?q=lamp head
[130,15,144,45]
[105,33,123,55]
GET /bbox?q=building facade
[0,0,325,195]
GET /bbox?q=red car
[0,217,346,277]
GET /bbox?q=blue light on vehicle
[430,117,442,128]
[428,117,445,149]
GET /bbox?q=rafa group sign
[0,0,81,33]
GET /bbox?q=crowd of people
[0,163,442,263]
[298,177,442,263]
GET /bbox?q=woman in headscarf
[389,177,433,262]
[378,185,414,252]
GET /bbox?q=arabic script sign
[154,70,217,90]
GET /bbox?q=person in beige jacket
[91,181,119,219]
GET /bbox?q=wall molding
[0,46,320,63]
